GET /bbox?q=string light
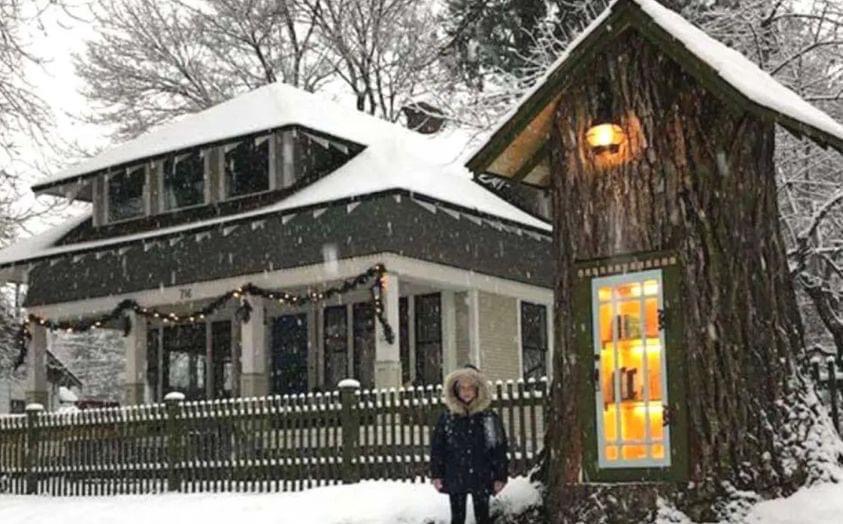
[13,263,394,369]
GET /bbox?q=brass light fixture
[586,79,625,154]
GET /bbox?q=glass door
[592,270,670,468]
[271,314,309,395]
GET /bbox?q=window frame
[519,301,549,381]
[159,148,209,213]
[591,269,671,470]
[220,132,275,201]
[575,253,689,483]
[105,164,148,224]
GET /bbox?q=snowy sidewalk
[0,477,541,524]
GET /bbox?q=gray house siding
[26,191,552,307]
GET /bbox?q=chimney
[401,102,446,134]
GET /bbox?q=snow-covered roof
[58,386,78,403]
[0,88,550,276]
[34,82,461,192]
[466,0,843,182]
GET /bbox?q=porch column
[441,290,458,376]
[25,323,48,406]
[124,311,148,405]
[240,297,269,397]
[467,289,482,368]
[374,272,401,389]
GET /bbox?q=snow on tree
[50,329,125,402]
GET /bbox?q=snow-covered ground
[7,476,843,523]
[745,482,843,524]
[0,477,541,524]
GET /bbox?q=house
[0,83,553,406]
[0,350,82,414]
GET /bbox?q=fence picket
[0,380,547,497]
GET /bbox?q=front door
[271,314,309,395]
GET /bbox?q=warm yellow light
[586,123,624,150]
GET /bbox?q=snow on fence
[0,378,547,496]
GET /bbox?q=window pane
[521,302,547,380]
[225,136,269,198]
[108,166,145,222]
[162,324,206,400]
[399,297,410,385]
[211,321,232,399]
[414,294,442,385]
[353,302,375,389]
[163,151,205,210]
[324,305,348,388]
[594,270,670,468]
[147,329,160,402]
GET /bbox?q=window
[353,302,375,389]
[163,150,205,210]
[521,302,548,381]
[162,324,206,400]
[593,270,669,468]
[10,399,25,414]
[414,293,442,385]
[211,321,233,399]
[147,329,160,401]
[399,297,410,384]
[107,165,146,222]
[224,134,270,198]
[295,130,358,185]
[323,305,348,388]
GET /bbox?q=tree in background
[50,330,125,401]
[76,0,331,140]
[76,0,445,136]
[300,0,445,121]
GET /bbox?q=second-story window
[107,165,146,222]
[224,134,270,198]
[163,150,205,210]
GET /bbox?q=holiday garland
[15,263,394,368]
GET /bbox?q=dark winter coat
[430,366,509,495]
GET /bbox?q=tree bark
[544,31,834,522]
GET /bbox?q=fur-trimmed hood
[443,366,492,416]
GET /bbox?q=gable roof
[33,82,449,194]
[466,0,843,185]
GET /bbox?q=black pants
[449,492,491,524]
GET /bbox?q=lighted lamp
[587,78,625,154]
[586,123,624,154]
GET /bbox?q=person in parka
[430,365,508,524]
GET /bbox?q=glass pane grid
[595,271,670,468]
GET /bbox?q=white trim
[468,289,481,369]
[268,131,278,191]
[516,298,524,380]
[29,254,552,320]
[345,303,354,380]
[441,290,457,375]
[407,295,416,382]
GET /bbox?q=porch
[23,254,552,405]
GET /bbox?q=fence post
[338,379,360,484]
[24,403,43,495]
[165,392,185,492]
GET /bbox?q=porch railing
[0,378,547,496]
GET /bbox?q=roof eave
[466,0,843,177]
[465,2,637,176]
